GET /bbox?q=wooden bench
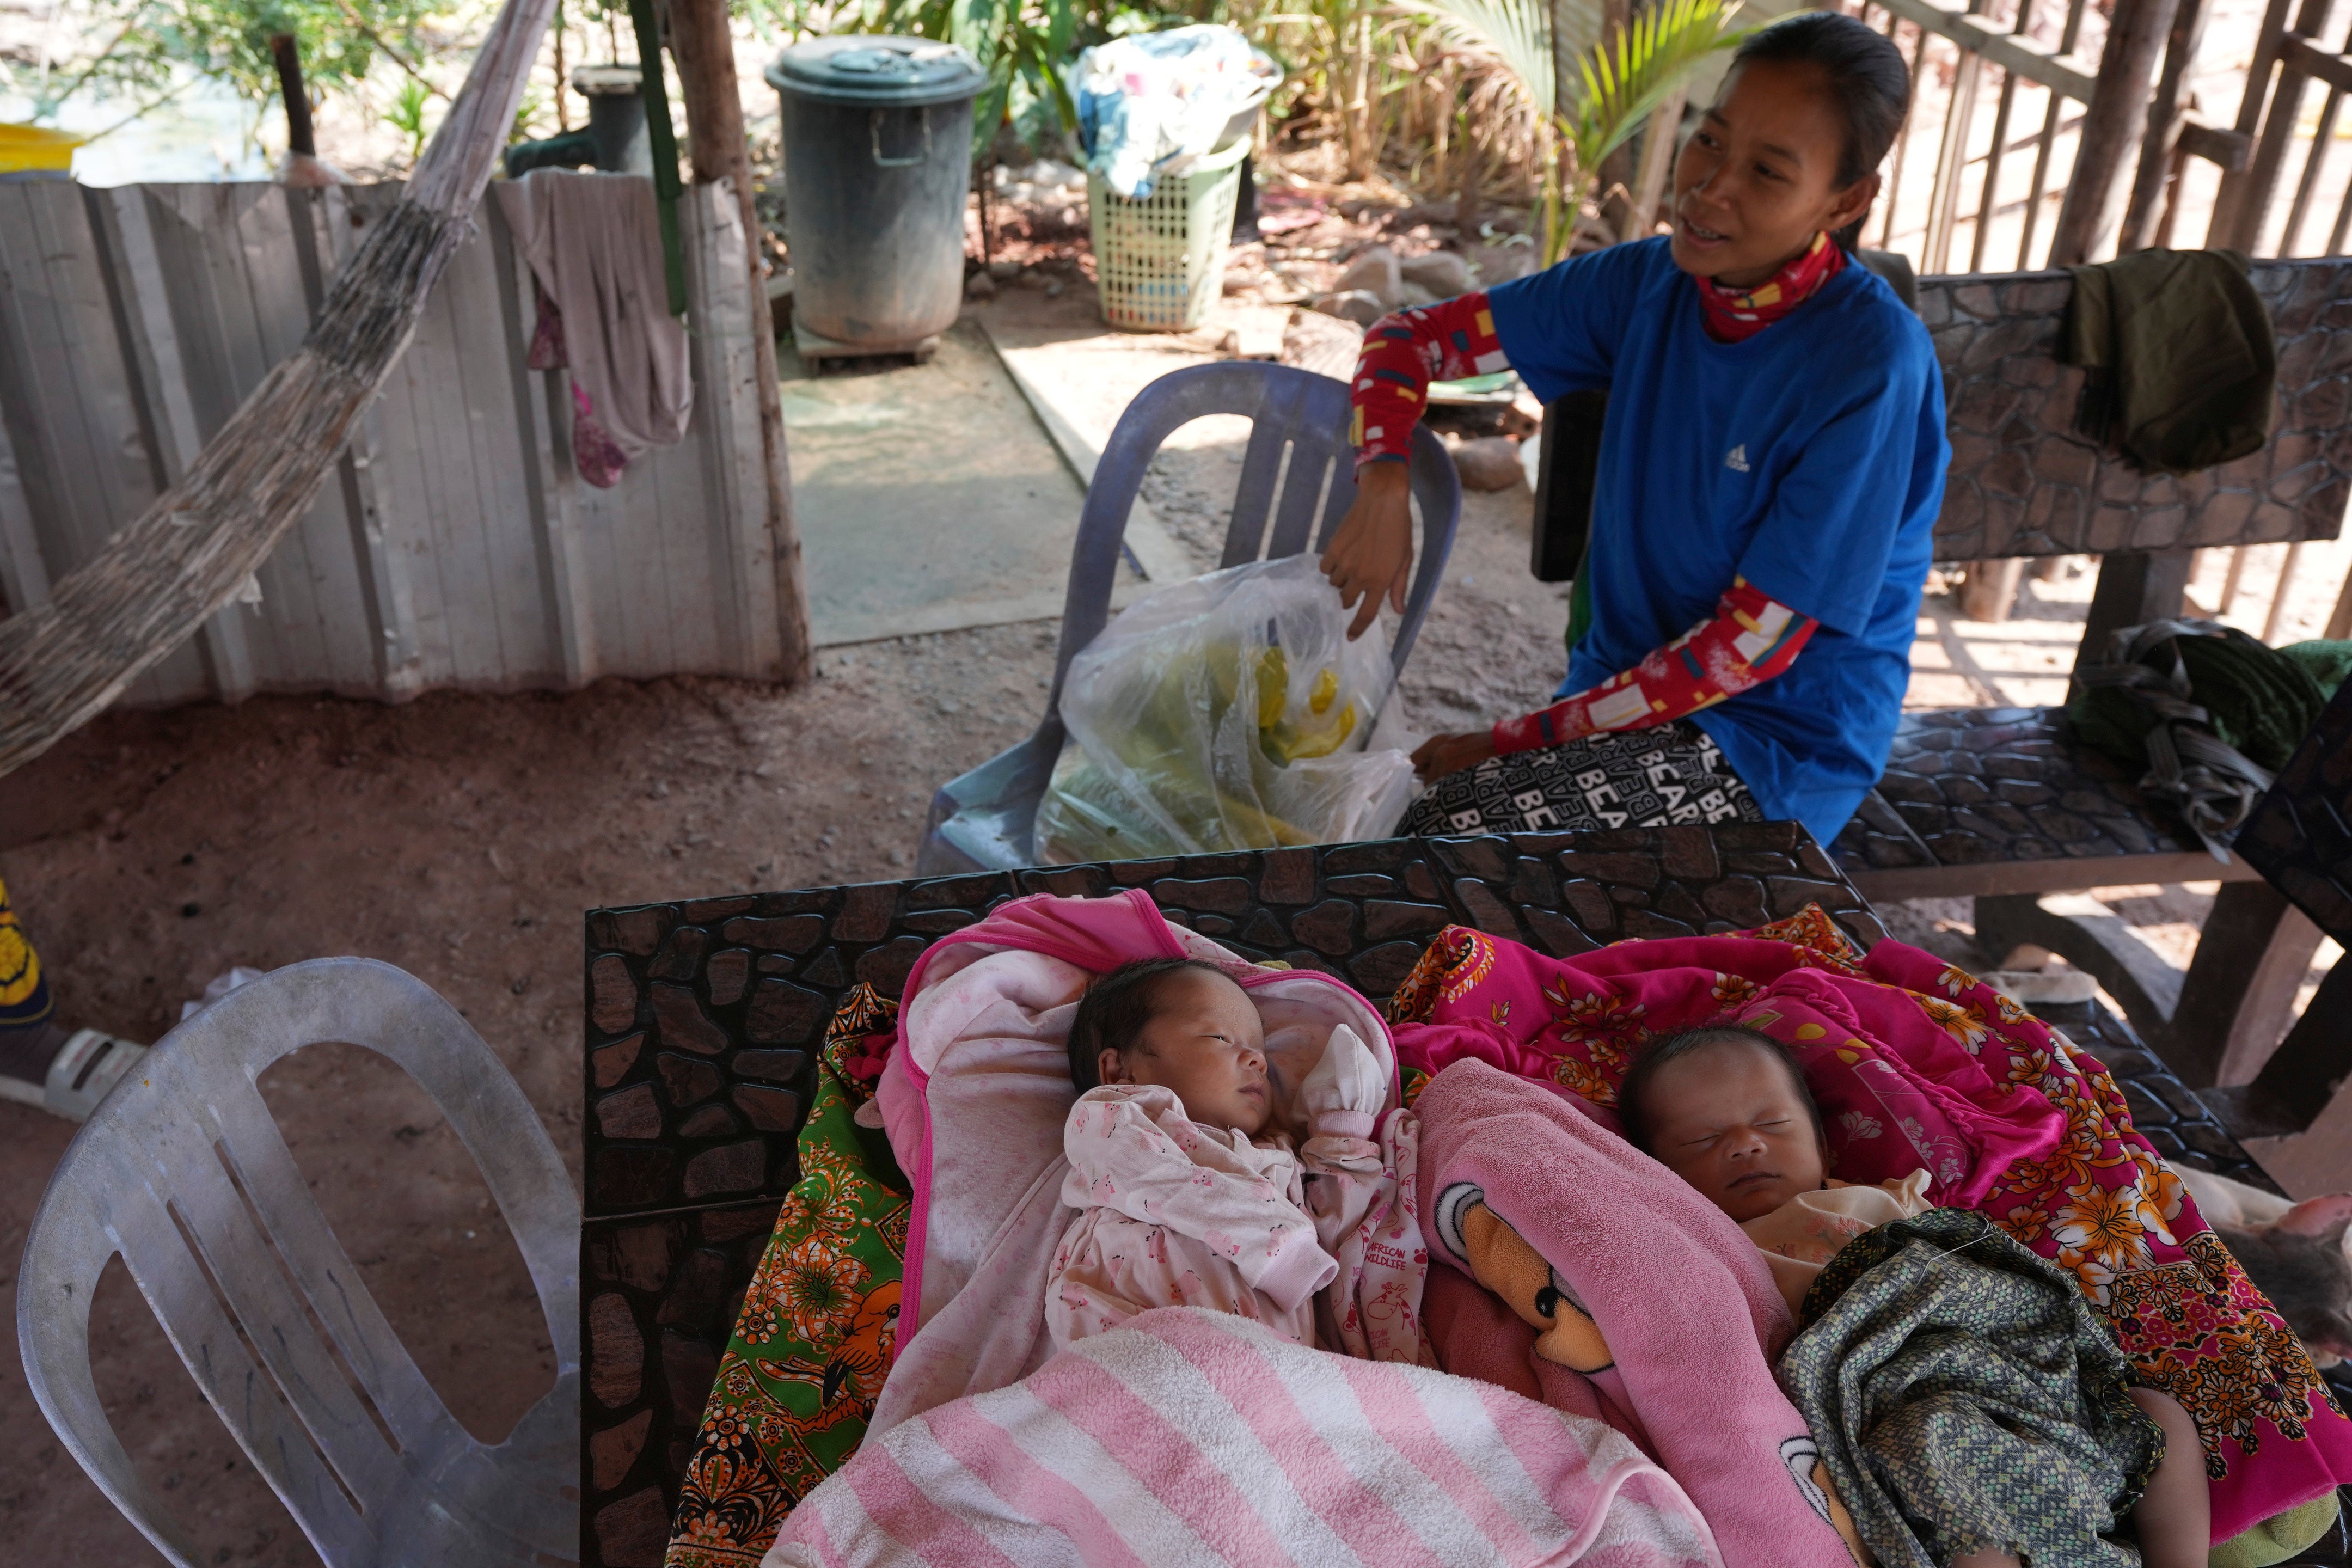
[573,825,2289,1567]
[1531,257,2352,1054]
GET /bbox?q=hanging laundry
[493,168,692,487]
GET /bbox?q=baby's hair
[1067,957,1234,1092]
[1616,1024,1824,1155]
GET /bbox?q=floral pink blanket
[1387,906,2352,1546]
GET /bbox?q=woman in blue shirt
[1327,12,1947,850]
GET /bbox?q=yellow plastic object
[0,124,84,174]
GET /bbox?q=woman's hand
[1321,461,1414,640]
[1411,730,1498,781]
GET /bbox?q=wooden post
[2326,556,2352,638]
[2075,548,2194,673]
[271,34,317,158]
[2118,0,2210,252]
[2049,0,2183,265]
[2212,0,2336,249]
[663,0,814,685]
[2237,952,2352,1138]
[2161,881,2325,1085]
[1626,88,1685,238]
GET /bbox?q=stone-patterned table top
[2239,673,2352,945]
[1925,259,2352,560]
[578,825,1885,1562]
[577,829,2324,1567]
[579,825,1884,1222]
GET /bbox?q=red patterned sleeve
[1491,578,1820,755]
[1348,292,1511,468]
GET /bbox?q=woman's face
[1639,1038,1827,1222]
[1669,58,1878,289]
[1097,966,1272,1136]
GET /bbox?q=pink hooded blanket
[1388,909,2352,1547]
[1414,1058,1863,1568]
[869,889,1419,1435]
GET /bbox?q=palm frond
[1390,0,1559,116]
[1563,0,1744,175]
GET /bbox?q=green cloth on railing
[2062,249,2276,475]
[2068,629,2344,779]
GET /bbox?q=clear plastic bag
[1035,554,1418,863]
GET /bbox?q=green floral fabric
[664,986,909,1568]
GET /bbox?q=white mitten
[1300,1024,1385,1142]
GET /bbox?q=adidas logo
[1725,444,1751,472]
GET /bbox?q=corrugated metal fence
[0,175,792,707]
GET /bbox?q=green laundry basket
[1089,135,1251,332]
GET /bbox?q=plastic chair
[16,958,581,1567]
[918,360,1463,873]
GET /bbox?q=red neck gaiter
[1695,231,1847,343]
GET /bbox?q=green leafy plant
[1399,0,1745,260]
[842,0,1098,148]
[385,71,430,161]
[9,0,442,127]
[1254,0,1395,180]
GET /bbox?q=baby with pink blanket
[1616,1022,2210,1568]
[1044,957,1427,1363]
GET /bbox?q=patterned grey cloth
[1402,719,1763,836]
[1778,1209,2164,1568]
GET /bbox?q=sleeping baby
[1043,957,1421,1359]
[1616,1024,2211,1568]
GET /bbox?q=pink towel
[1414,1059,1861,1568]
[872,889,1413,1435]
[767,1306,1723,1568]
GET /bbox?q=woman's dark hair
[1616,1024,1823,1155]
[1728,11,1912,249]
[1066,958,1232,1091]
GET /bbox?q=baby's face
[1098,967,1272,1136]
[1637,1040,1826,1223]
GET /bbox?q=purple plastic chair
[917,360,1462,874]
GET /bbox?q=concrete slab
[783,318,1167,647]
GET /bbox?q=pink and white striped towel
[763,1306,1722,1568]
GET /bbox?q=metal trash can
[765,36,986,364]
[571,64,652,175]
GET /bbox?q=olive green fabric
[2207,1491,2344,1568]
[2282,639,2352,703]
[2062,249,2276,475]
[1566,552,1594,657]
[2068,627,2335,777]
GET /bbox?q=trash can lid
[766,35,988,107]
[570,63,642,96]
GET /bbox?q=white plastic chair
[15,957,581,1566]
